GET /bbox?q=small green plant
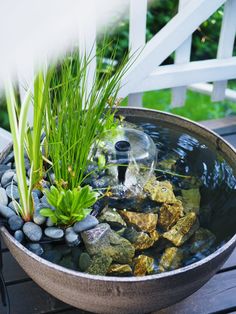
[40,185,98,226]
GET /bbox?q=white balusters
[171,0,192,107]
[212,0,236,101]
[128,0,147,107]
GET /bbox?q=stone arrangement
[0,149,217,276]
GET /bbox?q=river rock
[144,177,177,203]
[107,263,132,276]
[8,215,23,231]
[65,227,81,247]
[159,200,184,231]
[23,222,42,242]
[73,215,98,233]
[159,247,183,271]
[33,208,46,225]
[133,255,154,276]
[119,210,158,233]
[2,151,14,165]
[181,188,201,214]
[82,223,135,264]
[46,217,54,227]
[79,252,92,272]
[0,187,8,206]
[32,190,41,208]
[26,243,44,256]
[0,165,11,178]
[6,185,20,200]
[14,230,24,243]
[1,170,15,187]
[99,207,126,229]
[87,253,112,275]
[0,204,16,218]
[32,189,43,198]
[163,212,199,247]
[44,227,64,239]
[8,200,18,211]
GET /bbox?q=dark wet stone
[6,185,20,200]
[82,223,135,264]
[23,222,42,242]
[26,243,44,256]
[98,207,126,229]
[59,256,76,270]
[181,188,200,214]
[44,227,64,239]
[71,247,82,264]
[81,223,111,255]
[8,215,23,231]
[87,253,112,275]
[189,228,216,254]
[0,204,16,218]
[159,247,183,272]
[79,252,92,272]
[65,227,81,247]
[1,170,15,187]
[103,230,135,264]
[90,176,109,189]
[73,215,98,233]
[0,187,8,206]
[42,250,62,264]
[14,230,24,243]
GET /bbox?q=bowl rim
[2,107,236,283]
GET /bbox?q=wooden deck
[0,117,236,314]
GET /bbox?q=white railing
[120,0,236,107]
[21,0,236,121]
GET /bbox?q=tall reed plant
[44,48,129,189]
[5,71,53,221]
[5,81,33,221]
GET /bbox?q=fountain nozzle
[115,140,131,184]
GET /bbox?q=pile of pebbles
[0,152,99,257]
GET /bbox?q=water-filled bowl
[1,108,236,313]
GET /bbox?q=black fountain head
[115,140,131,153]
[115,140,131,184]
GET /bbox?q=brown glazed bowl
[1,108,236,314]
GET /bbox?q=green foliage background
[1,0,236,130]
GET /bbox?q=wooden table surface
[0,117,236,314]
